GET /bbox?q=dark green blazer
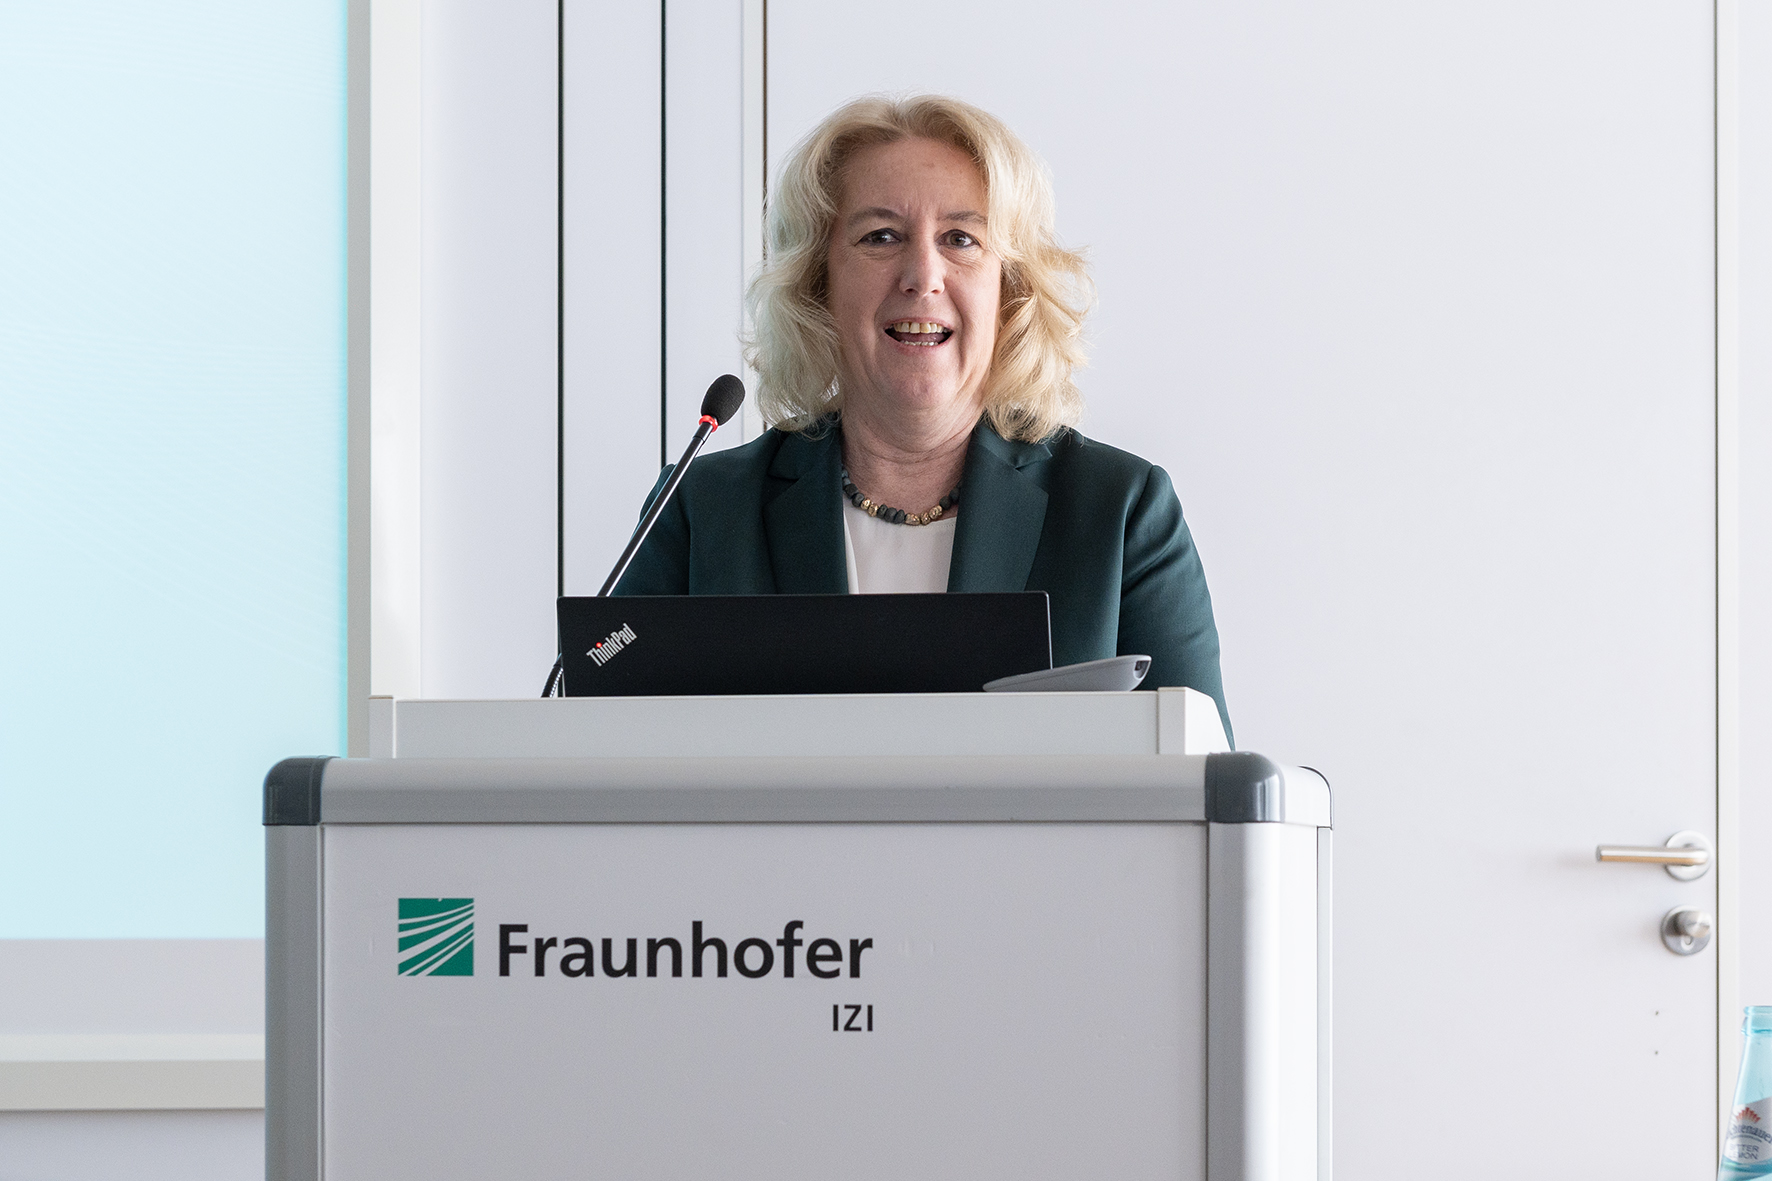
[615,420,1231,740]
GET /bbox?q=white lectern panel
[321,822,1205,1181]
[266,707,1329,1181]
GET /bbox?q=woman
[616,94,1230,738]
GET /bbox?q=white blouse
[841,498,957,594]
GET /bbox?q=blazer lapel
[948,424,1051,593]
[763,428,849,594]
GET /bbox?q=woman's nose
[899,239,944,296]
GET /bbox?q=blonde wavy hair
[745,94,1093,443]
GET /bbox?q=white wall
[766,5,1719,1172]
[0,941,265,1179]
[0,1113,262,1181]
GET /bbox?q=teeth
[891,321,946,335]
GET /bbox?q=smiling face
[825,137,1002,430]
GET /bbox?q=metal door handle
[1596,846,1708,866]
[1662,907,1713,955]
[1594,830,1712,880]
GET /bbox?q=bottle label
[1726,1098,1772,1163]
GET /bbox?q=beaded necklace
[840,466,960,527]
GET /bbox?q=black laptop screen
[558,593,1052,696]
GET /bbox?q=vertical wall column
[1716,0,1743,1135]
[1730,0,1772,1089]
[366,0,763,696]
[560,2,664,596]
[367,0,423,708]
[660,0,751,454]
[740,0,766,442]
[418,1,559,697]
[564,0,762,592]
[369,0,563,703]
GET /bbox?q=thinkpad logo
[588,623,637,667]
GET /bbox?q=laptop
[557,593,1052,697]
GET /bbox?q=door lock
[1662,907,1713,955]
[1594,830,1713,881]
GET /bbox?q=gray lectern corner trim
[1203,751,1286,823]
[264,757,332,826]
[264,825,320,1179]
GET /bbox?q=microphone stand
[542,411,726,697]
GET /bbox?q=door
[757,1,1720,1174]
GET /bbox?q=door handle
[1662,906,1713,955]
[1594,830,1713,880]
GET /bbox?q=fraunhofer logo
[398,898,475,976]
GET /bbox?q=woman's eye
[944,230,978,248]
[860,229,900,245]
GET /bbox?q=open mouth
[884,320,953,347]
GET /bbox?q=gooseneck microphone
[597,374,745,596]
[543,374,746,696]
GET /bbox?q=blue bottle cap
[1744,1006,1772,1033]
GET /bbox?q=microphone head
[701,374,746,426]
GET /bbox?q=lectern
[265,689,1330,1181]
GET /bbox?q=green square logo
[398,898,474,976]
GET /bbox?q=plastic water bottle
[1721,1006,1772,1178]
